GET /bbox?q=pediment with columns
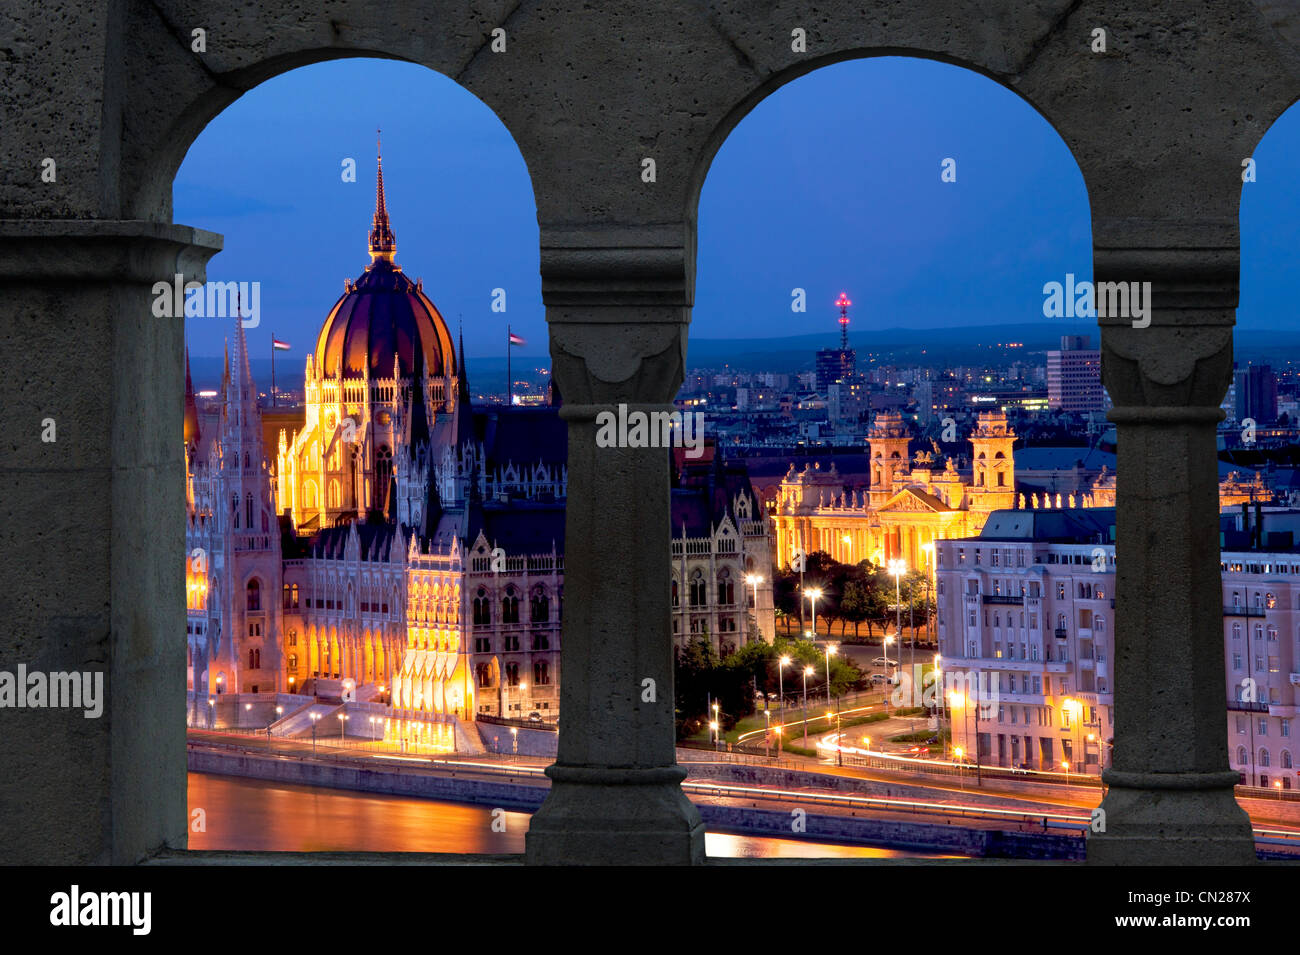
[877,486,952,514]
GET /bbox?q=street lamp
[510,726,519,758]
[269,704,282,740]
[310,711,320,754]
[337,712,348,743]
[954,745,965,790]
[888,558,906,670]
[883,635,895,713]
[207,696,215,730]
[802,666,814,747]
[804,587,822,640]
[824,642,837,713]
[712,700,721,751]
[778,655,790,731]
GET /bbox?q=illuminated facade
[773,409,1017,572]
[184,150,775,737]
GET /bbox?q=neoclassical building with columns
[773,410,1016,572]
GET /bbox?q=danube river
[188,772,956,859]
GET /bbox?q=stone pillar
[526,226,705,865]
[1089,221,1256,865]
[0,220,221,863]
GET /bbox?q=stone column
[0,220,221,863]
[1089,220,1256,865]
[526,226,705,865]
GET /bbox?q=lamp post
[207,696,215,730]
[954,745,965,790]
[511,726,518,759]
[270,704,282,740]
[337,712,348,744]
[888,558,905,669]
[883,634,895,714]
[763,708,771,757]
[824,642,836,713]
[310,711,320,755]
[805,587,822,641]
[802,666,813,747]
[778,655,790,731]
[712,700,720,751]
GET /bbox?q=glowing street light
[802,665,814,747]
[804,587,823,640]
[337,712,348,743]
[778,655,791,730]
[310,711,321,754]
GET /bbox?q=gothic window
[288,653,297,670]
[534,661,551,685]
[502,587,520,624]
[717,570,735,606]
[689,570,706,607]
[671,580,679,607]
[532,633,550,651]
[476,664,493,688]
[283,584,292,609]
[246,578,261,612]
[248,648,260,669]
[530,588,549,623]
[504,663,520,687]
[473,589,491,627]
[232,493,240,529]
[1285,751,1294,770]
[328,480,340,508]
[1261,749,1271,768]
[288,630,297,647]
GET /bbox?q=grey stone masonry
[5,0,1300,864]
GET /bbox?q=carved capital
[1095,221,1238,408]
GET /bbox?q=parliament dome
[313,142,455,380]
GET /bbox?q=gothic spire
[184,347,201,450]
[368,130,396,263]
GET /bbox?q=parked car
[527,712,543,723]
[870,673,888,684]
[871,656,899,667]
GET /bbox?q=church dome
[313,142,455,380]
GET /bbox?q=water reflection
[189,773,959,859]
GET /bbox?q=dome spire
[369,129,396,264]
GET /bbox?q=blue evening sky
[176,57,1296,362]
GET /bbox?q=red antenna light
[835,292,851,349]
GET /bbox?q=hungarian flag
[272,338,291,351]
[508,331,526,347]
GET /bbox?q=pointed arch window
[689,570,706,607]
[246,578,261,612]
[502,587,520,624]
